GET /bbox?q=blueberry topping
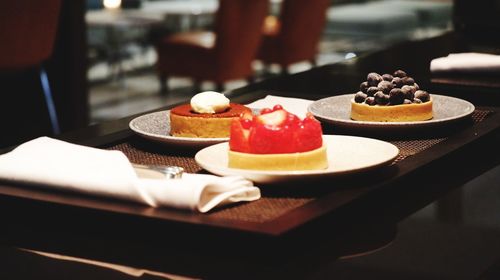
[357,70,430,107]
[377,81,393,94]
[382,74,393,81]
[403,77,415,86]
[389,88,405,105]
[367,72,382,86]
[391,77,404,88]
[354,92,367,103]
[366,86,380,97]
[414,90,430,102]
[374,91,389,105]
[360,81,369,93]
[393,69,407,78]
[401,85,415,100]
[365,96,376,106]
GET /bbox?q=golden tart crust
[228,145,328,171]
[350,98,433,122]
[170,103,251,138]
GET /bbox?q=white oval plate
[129,110,228,148]
[308,94,475,130]
[195,135,399,184]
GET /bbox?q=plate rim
[129,110,229,145]
[308,93,475,127]
[194,135,400,180]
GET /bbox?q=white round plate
[308,94,475,130]
[129,110,228,148]
[194,135,399,184]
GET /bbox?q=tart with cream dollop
[169,91,251,138]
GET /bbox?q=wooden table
[1,32,500,279]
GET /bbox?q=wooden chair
[0,0,62,135]
[155,0,269,93]
[258,0,330,74]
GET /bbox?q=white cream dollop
[190,91,230,114]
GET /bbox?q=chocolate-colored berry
[403,77,415,86]
[366,86,379,97]
[389,88,405,105]
[377,81,393,94]
[414,90,430,102]
[365,96,376,106]
[358,70,430,108]
[367,72,382,87]
[354,92,367,103]
[392,77,404,88]
[401,85,415,100]
[360,81,369,93]
[393,69,407,78]
[382,74,393,81]
[374,91,389,105]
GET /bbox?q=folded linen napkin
[430,52,500,73]
[0,137,260,213]
[246,95,313,119]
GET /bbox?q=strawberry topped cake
[228,105,328,171]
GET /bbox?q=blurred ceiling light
[103,0,121,9]
[345,52,357,59]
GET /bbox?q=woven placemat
[107,110,491,223]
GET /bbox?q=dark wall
[454,0,500,44]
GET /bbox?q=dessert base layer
[170,113,234,138]
[228,145,328,171]
[350,99,433,122]
[170,103,250,138]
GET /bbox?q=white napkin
[0,137,260,213]
[246,95,313,119]
[430,52,500,73]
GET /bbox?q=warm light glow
[103,0,121,9]
[345,52,357,59]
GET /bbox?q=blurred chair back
[156,0,268,92]
[258,0,330,73]
[0,0,62,135]
[213,0,269,81]
[0,1,61,69]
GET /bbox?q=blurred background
[85,0,454,123]
[3,0,499,148]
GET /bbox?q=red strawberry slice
[229,118,250,152]
[295,114,323,152]
[259,108,272,115]
[248,123,295,154]
[255,109,287,126]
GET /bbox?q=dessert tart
[228,105,328,171]
[351,70,433,122]
[169,91,251,138]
